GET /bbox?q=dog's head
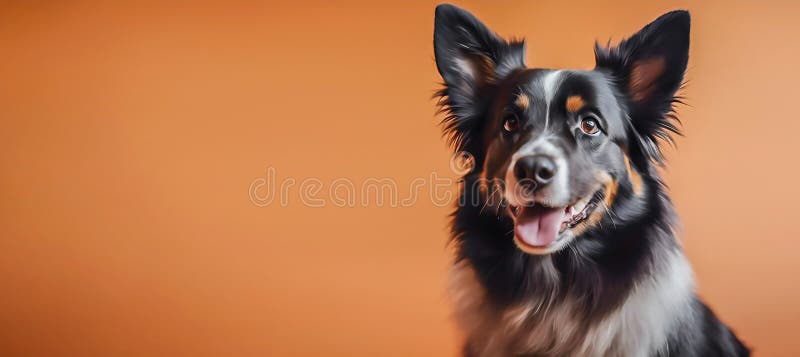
[434,5,689,254]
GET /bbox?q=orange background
[1,1,799,356]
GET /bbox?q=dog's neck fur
[450,173,696,356]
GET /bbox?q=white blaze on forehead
[541,70,563,131]
[542,70,563,103]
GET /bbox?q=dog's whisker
[600,201,619,229]
[479,184,501,215]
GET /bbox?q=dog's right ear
[434,4,525,149]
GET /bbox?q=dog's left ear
[595,10,690,162]
[434,4,525,150]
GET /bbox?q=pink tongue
[515,205,566,247]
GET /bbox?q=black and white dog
[433,4,749,356]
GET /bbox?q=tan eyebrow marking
[566,95,586,112]
[515,94,530,110]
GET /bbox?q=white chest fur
[448,252,695,357]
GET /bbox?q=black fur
[433,4,749,356]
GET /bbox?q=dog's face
[481,70,632,254]
[434,5,689,254]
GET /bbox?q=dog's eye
[503,114,520,133]
[580,116,601,135]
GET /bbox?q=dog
[432,4,749,356]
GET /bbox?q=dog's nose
[514,155,557,188]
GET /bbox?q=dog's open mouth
[508,189,604,248]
